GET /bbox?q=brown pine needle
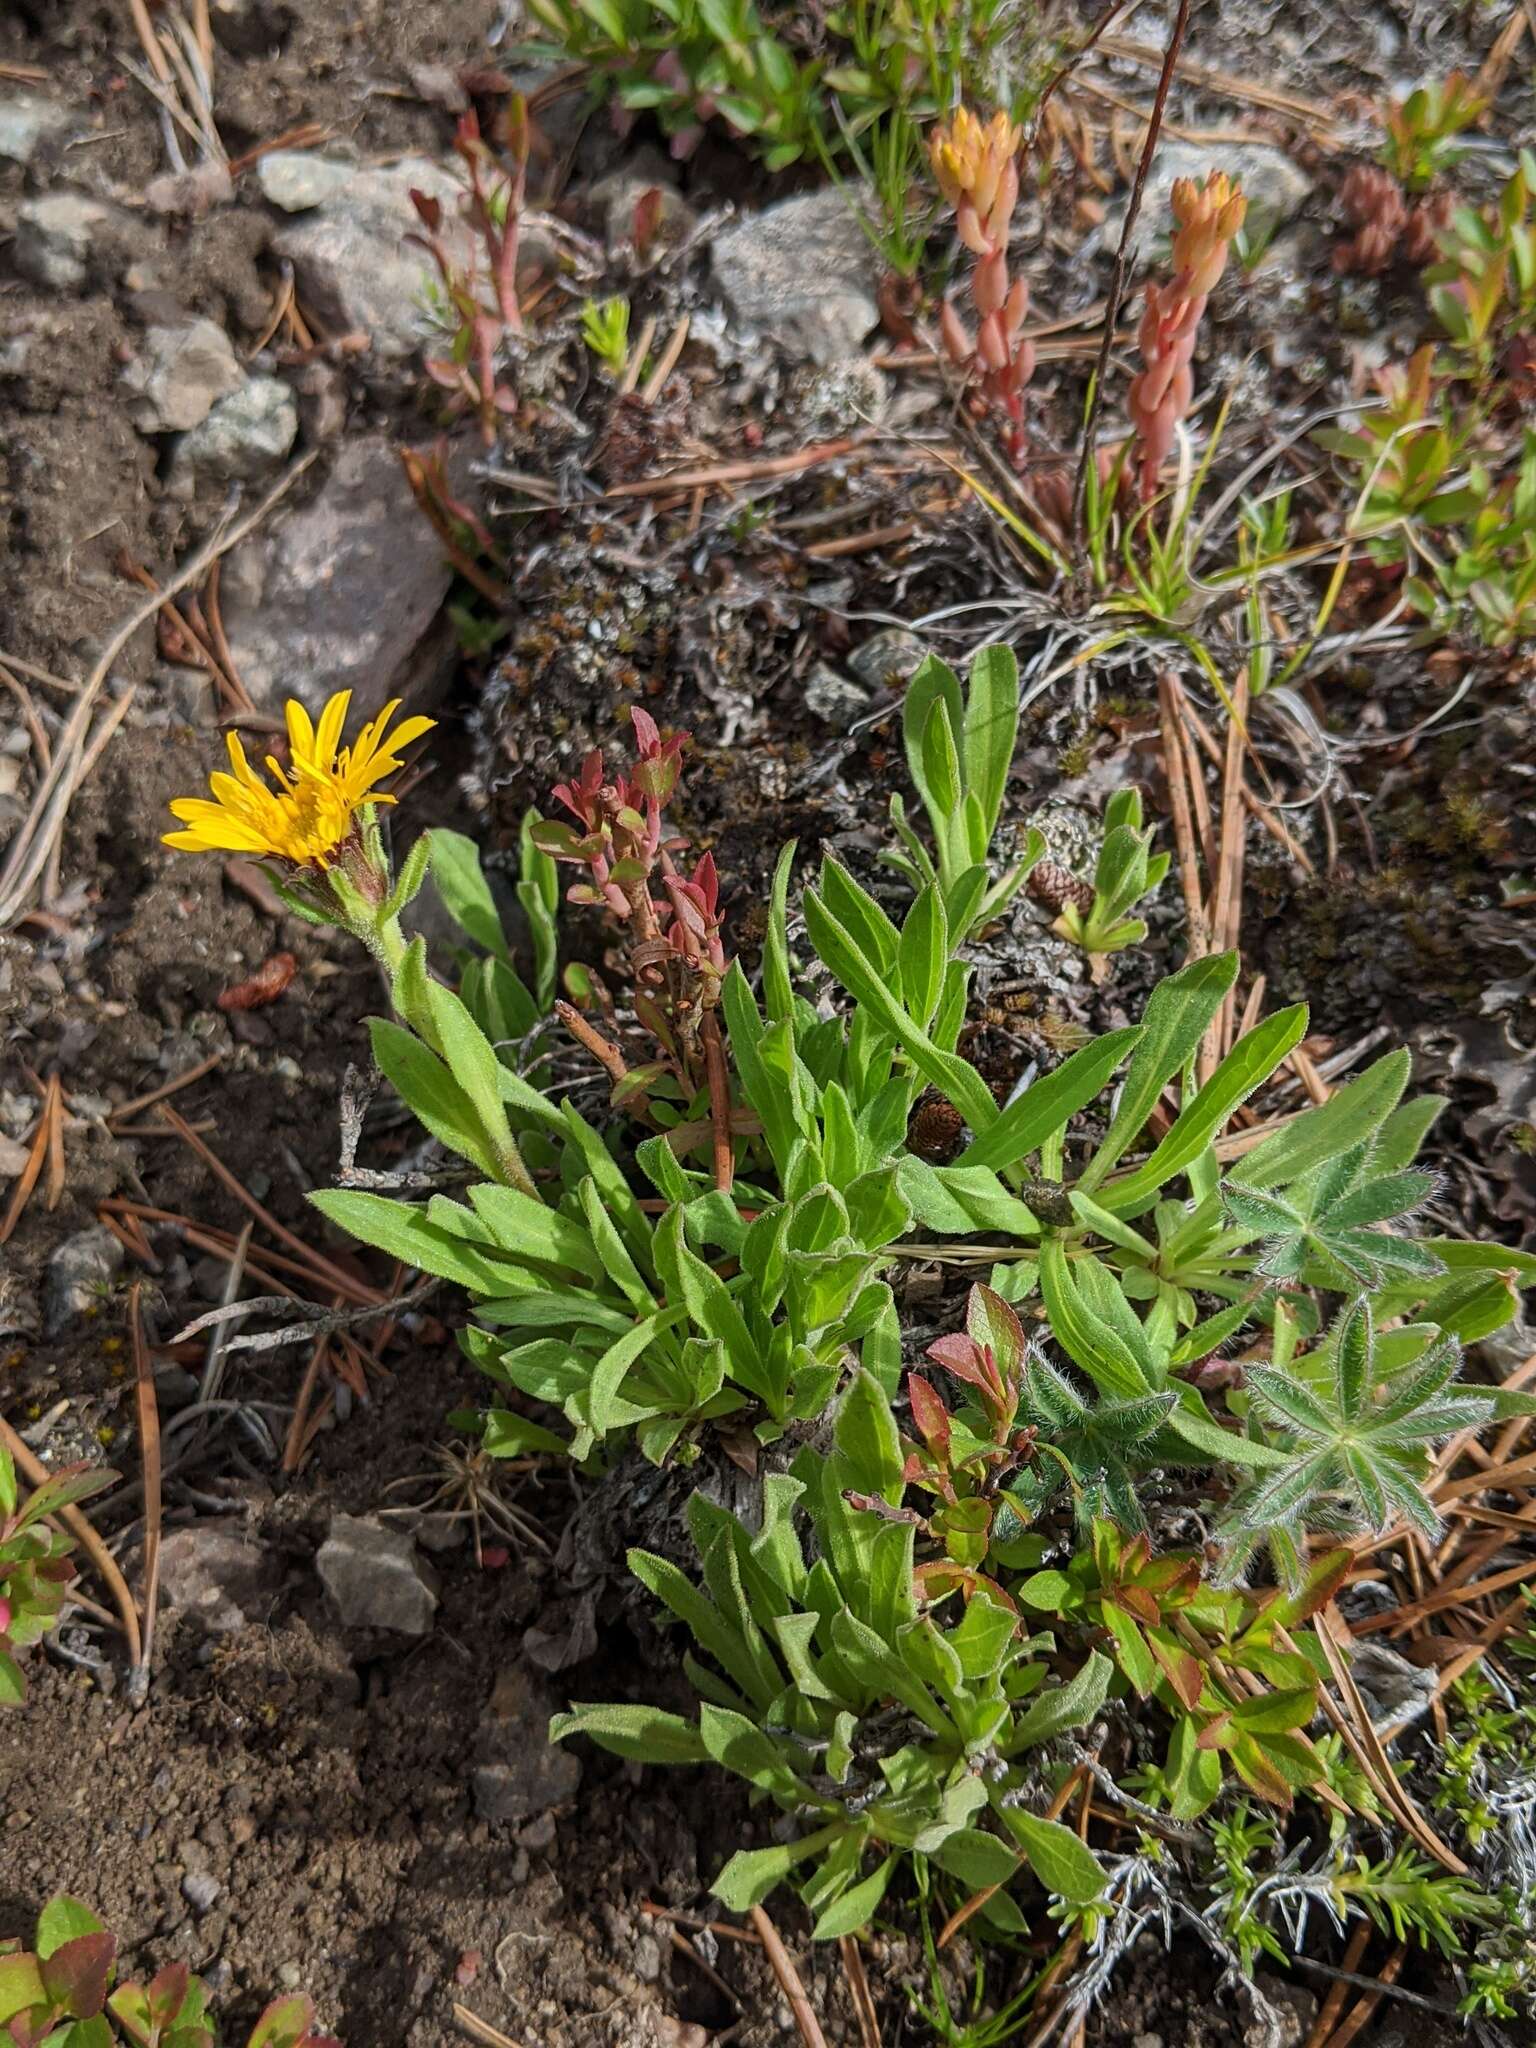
[1318,1944,1406,2048]
[107,1051,226,1127]
[839,1936,881,2048]
[0,1075,57,1245]
[749,1906,828,2048]
[128,1280,163,1704]
[1304,1920,1372,2048]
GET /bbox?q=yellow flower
[929,108,1021,224]
[164,690,435,866]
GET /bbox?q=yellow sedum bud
[164,690,434,869]
[929,108,1021,229]
[1168,172,1247,297]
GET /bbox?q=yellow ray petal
[314,689,353,767]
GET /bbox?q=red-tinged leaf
[1146,1625,1204,1711]
[965,1284,1024,1390]
[14,1462,118,1530]
[1113,1585,1163,1627]
[247,1992,320,2048]
[409,189,443,230]
[925,1334,997,1400]
[630,706,661,755]
[631,755,679,805]
[1122,1530,1152,1575]
[7,2005,58,2048]
[1195,1709,1234,1752]
[906,1374,952,1461]
[39,1932,115,2018]
[1250,1546,1352,1634]
[913,1561,1018,1613]
[1134,1553,1200,1601]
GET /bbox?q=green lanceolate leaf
[549,1703,709,1764]
[1005,1808,1106,1903]
[806,867,998,1135]
[1101,1004,1307,1213]
[1077,954,1239,1193]
[369,1018,505,1180]
[426,827,511,962]
[961,1025,1143,1174]
[309,1189,522,1294]
[1229,1049,1411,1189]
[960,642,1019,845]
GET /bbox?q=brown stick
[127,1282,162,1702]
[282,1331,332,1476]
[1202,675,1249,1075]
[1069,0,1192,543]
[0,1413,143,1672]
[749,1906,828,2048]
[603,437,858,501]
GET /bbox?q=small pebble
[182,1871,222,1915]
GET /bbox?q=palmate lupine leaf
[1011,1353,1177,1532]
[1220,1297,1494,1560]
[1222,1140,1445,1289]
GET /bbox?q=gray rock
[0,90,78,167]
[181,1870,222,1915]
[590,149,697,255]
[217,434,464,719]
[471,1665,582,1824]
[803,662,871,727]
[14,193,129,293]
[175,374,298,480]
[123,320,243,434]
[256,150,358,214]
[1348,1639,1439,1736]
[272,156,478,362]
[159,1526,275,1633]
[316,1513,440,1634]
[1101,139,1312,245]
[848,627,930,693]
[712,187,881,365]
[44,1225,124,1334]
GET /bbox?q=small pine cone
[1028,859,1095,916]
[907,1092,965,1163]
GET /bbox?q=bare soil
[2,0,1534,2042]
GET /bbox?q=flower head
[930,108,1021,246]
[1169,171,1247,297]
[165,691,434,868]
